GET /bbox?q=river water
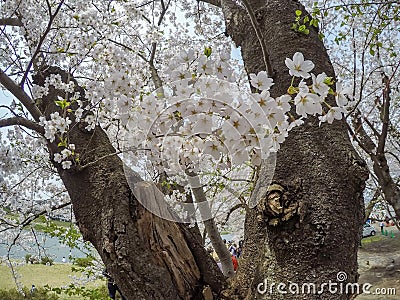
[0,233,90,263]
[1,232,238,263]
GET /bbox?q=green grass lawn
[361,234,385,245]
[0,263,106,300]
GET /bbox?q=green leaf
[303,16,310,23]
[58,137,68,148]
[313,8,320,15]
[310,18,319,27]
[295,10,302,16]
[299,25,306,32]
[204,46,212,57]
[369,48,375,56]
[55,98,70,109]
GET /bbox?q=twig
[241,0,274,76]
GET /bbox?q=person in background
[380,221,385,234]
[229,243,237,257]
[215,258,223,271]
[102,268,127,300]
[237,240,244,258]
[231,255,238,271]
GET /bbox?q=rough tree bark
[219,0,369,299]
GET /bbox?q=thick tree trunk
[221,1,369,299]
[32,68,226,300]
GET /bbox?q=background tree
[308,0,400,222]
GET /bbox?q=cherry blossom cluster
[53,145,76,170]
[284,52,354,123]
[39,112,71,143]
[32,74,75,99]
[121,50,354,181]
[35,49,353,173]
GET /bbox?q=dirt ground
[355,223,400,299]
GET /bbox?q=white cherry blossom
[285,52,315,78]
[294,91,322,117]
[250,71,274,91]
[311,73,329,96]
[335,82,353,107]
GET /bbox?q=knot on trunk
[257,182,302,226]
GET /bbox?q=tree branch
[0,116,44,134]
[351,111,376,154]
[20,0,65,87]
[223,203,246,225]
[362,112,381,139]
[318,1,400,12]
[376,60,400,155]
[0,18,23,26]
[241,0,274,77]
[376,74,390,156]
[20,200,71,229]
[0,69,43,121]
[149,43,164,91]
[198,0,221,8]
[364,188,381,222]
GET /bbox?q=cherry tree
[0,0,371,299]
[309,1,400,222]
